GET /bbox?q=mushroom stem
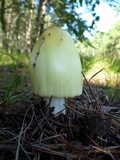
[45,97,65,115]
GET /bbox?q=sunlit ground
[85,61,120,88]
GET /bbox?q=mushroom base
[45,97,65,115]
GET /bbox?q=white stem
[45,97,65,115]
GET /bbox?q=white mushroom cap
[29,27,83,98]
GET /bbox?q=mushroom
[29,27,83,115]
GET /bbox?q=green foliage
[92,21,120,74]
[92,21,120,55]
[111,58,120,73]
[2,76,23,105]
[80,54,97,73]
[50,0,100,41]
[1,0,119,53]
[0,51,29,105]
[76,21,120,100]
[106,55,120,73]
[0,51,29,66]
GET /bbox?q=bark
[0,0,6,33]
[35,0,48,38]
[15,0,21,53]
[25,0,34,53]
[6,2,19,53]
[0,0,8,50]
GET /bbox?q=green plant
[80,54,99,73]
[0,50,30,106]
[0,51,29,66]
[2,76,23,105]
[108,56,120,73]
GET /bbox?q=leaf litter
[0,68,120,160]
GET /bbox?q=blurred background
[0,0,120,104]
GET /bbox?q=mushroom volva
[29,27,83,114]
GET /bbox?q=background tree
[91,21,120,56]
[76,21,120,73]
[0,0,120,53]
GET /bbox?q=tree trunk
[0,0,6,33]
[25,0,34,53]
[35,0,48,38]
[0,0,8,50]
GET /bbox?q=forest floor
[0,64,120,160]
